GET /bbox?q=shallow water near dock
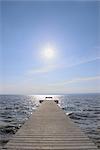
[0,94,100,148]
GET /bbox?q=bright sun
[42,44,55,60]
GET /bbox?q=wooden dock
[3,101,98,150]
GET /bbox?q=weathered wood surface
[3,101,98,150]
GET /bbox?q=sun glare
[44,47,54,59]
[41,44,55,60]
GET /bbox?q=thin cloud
[1,76,100,94]
[28,64,59,74]
[28,57,100,75]
[50,76,100,86]
[63,57,100,69]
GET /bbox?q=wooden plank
[3,100,98,150]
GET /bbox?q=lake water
[0,94,100,148]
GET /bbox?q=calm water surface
[0,94,100,148]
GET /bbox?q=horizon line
[0,92,100,95]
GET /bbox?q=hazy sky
[1,0,100,94]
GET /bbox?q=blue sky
[1,0,100,94]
